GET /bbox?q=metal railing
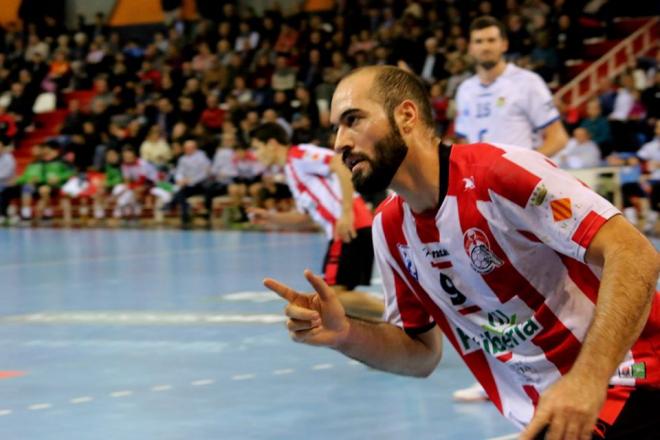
[555,17,659,109]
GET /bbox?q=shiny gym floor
[5,228,649,439]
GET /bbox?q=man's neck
[390,137,441,214]
[477,59,507,85]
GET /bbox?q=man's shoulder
[502,64,549,88]
[455,74,480,94]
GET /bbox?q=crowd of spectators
[0,0,656,231]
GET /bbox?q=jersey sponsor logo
[496,96,506,107]
[454,313,543,356]
[530,184,548,206]
[617,362,646,379]
[422,243,450,262]
[463,228,503,274]
[397,244,418,281]
[550,198,572,222]
[462,176,475,191]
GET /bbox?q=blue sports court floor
[5,228,652,440]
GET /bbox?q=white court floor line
[70,397,93,404]
[487,433,519,440]
[28,403,52,411]
[151,385,172,392]
[110,390,133,398]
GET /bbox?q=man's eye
[347,115,358,127]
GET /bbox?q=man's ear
[394,99,418,135]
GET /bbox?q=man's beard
[349,125,408,194]
[478,58,499,70]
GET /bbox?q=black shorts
[321,227,373,291]
[533,386,660,440]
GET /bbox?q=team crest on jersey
[397,244,418,280]
[463,228,503,274]
[496,96,506,107]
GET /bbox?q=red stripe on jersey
[458,304,482,315]
[518,230,542,243]
[432,261,453,269]
[630,294,660,387]
[379,197,433,330]
[433,308,504,414]
[531,303,581,374]
[544,158,558,168]
[412,210,440,243]
[288,146,306,159]
[497,352,513,363]
[352,196,373,229]
[378,197,503,413]
[597,386,631,427]
[451,147,582,375]
[523,385,540,406]
[572,210,608,249]
[287,162,337,227]
[557,253,599,304]
[324,239,342,285]
[453,143,541,208]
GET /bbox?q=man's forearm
[571,242,658,383]
[270,210,313,226]
[335,318,442,378]
[537,120,568,157]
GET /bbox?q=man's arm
[536,119,569,158]
[264,270,443,378]
[247,207,314,227]
[328,154,356,242]
[572,214,658,385]
[521,215,659,440]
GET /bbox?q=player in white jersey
[454,16,568,157]
[248,122,383,320]
[263,66,660,440]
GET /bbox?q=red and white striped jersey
[373,142,660,428]
[285,144,372,239]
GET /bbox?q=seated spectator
[0,139,16,223]
[164,139,211,228]
[606,152,647,228]
[637,120,660,234]
[579,98,613,156]
[139,125,172,168]
[552,127,602,169]
[609,72,639,151]
[205,132,239,220]
[16,143,73,221]
[199,94,225,133]
[111,146,157,220]
[271,55,297,92]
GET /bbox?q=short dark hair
[251,122,290,146]
[469,16,507,40]
[367,66,435,130]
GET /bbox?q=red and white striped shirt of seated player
[373,142,659,428]
[285,143,372,239]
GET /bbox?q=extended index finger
[263,278,299,303]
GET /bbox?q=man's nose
[334,126,354,155]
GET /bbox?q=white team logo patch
[463,228,503,274]
[397,244,418,281]
[462,176,475,191]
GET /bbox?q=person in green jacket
[17,142,73,220]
